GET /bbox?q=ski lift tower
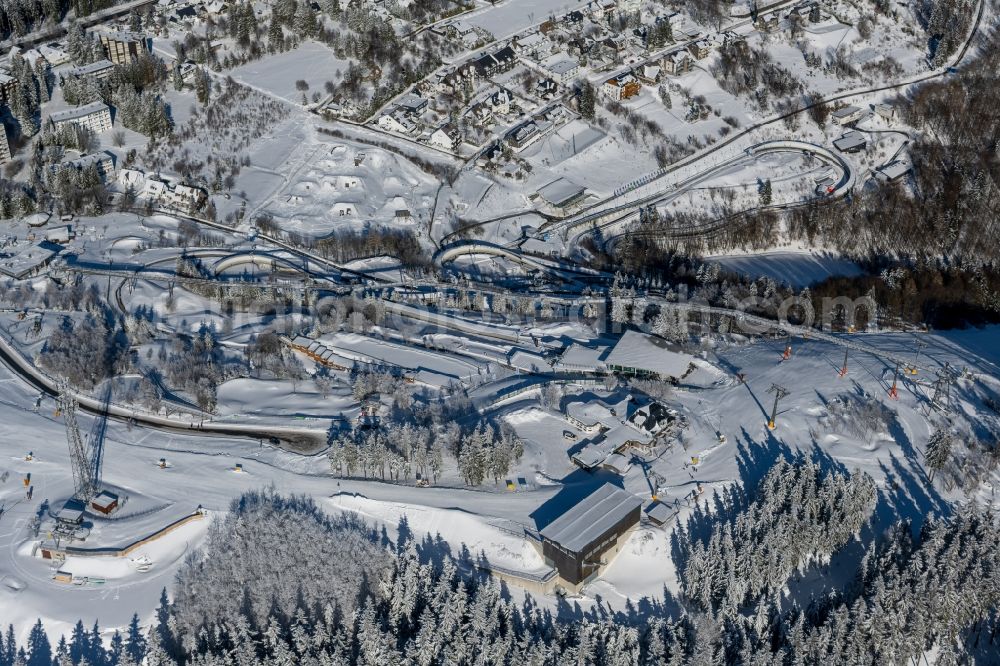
[930,363,959,412]
[58,382,98,502]
[908,340,927,375]
[766,383,790,430]
[888,361,902,400]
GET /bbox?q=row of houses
[755,1,826,33]
[370,0,811,154]
[7,29,149,73]
[599,34,723,100]
[157,0,232,28]
[377,79,524,153]
[433,44,519,95]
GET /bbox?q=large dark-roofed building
[539,483,642,590]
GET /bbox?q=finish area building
[538,483,642,592]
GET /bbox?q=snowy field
[230,41,351,104]
[708,250,865,287]
[464,0,584,38]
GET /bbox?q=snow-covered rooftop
[645,501,675,525]
[508,349,550,373]
[604,331,696,379]
[831,105,862,119]
[598,422,652,452]
[545,58,578,76]
[833,131,866,152]
[66,59,114,77]
[539,483,642,553]
[555,343,609,371]
[0,240,61,279]
[537,178,586,208]
[565,399,622,430]
[875,161,911,181]
[602,453,631,475]
[571,444,610,469]
[50,102,109,123]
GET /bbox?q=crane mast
[58,381,98,502]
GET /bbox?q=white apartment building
[49,102,113,134]
[0,125,10,164]
[544,57,580,85]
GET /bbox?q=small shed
[90,491,119,515]
[44,225,73,243]
[39,541,65,560]
[645,501,676,526]
[55,505,84,525]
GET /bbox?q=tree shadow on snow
[670,430,792,575]
[734,427,793,490]
[548,587,687,626]
[874,451,950,533]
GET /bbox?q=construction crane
[58,381,99,502]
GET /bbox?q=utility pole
[888,361,901,400]
[766,383,789,430]
[838,347,849,377]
